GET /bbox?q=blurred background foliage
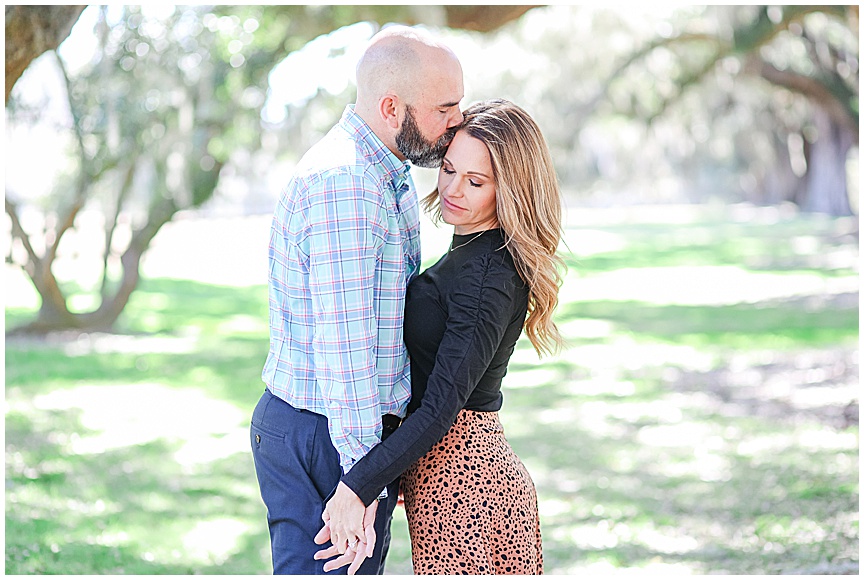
[4,4,859,576]
[4,4,858,334]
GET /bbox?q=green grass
[559,300,857,349]
[5,208,859,574]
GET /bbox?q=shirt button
[255,434,261,443]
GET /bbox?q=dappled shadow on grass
[5,210,859,574]
[119,278,269,336]
[6,276,269,337]
[662,349,859,430]
[561,211,858,277]
[7,277,272,412]
[557,297,857,349]
[5,278,277,574]
[500,377,858,574]
[5,536,181,575]
[5,341,268,412]
[565,240,858,278]
[6,405,270,574]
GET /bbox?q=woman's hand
[313,482,377,574]
[325,481,369,552]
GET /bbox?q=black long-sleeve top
[341,228,530,505]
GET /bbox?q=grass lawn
[5,204,859,574]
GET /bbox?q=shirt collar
[340,105,412,190]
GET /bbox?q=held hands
[313,481,378,574]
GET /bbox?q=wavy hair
[423,99,565,356]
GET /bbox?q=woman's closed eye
[442,167,483,187]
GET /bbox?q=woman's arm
[343,254,520,504]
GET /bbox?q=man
[250,25,464,575]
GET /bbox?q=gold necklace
[449,230,486,252]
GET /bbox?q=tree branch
[645,56,729,125]
[583,33,728,118]
[53,51,87,158]
[755,57,858,139]
[5,5,86,102]
[4,196,40,278]
[443,5,540,33]
[45,49,93,264]
[731,5,844,54]
[99,159,138,300]
[96,195,178,322]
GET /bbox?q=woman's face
[437,130,499,235]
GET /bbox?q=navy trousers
[251,389,400,575]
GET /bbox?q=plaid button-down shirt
[262,105,420,473]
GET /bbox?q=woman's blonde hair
[423,99,565,357]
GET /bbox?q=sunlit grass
[5,206,859,574]
[6,402,270,574]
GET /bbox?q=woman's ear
[378,94,401,130]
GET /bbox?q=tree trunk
[5,5,86,102]
[93,197,179,326]
[801,107,855,216]
[8,208,180,336]
[759,133,806,206]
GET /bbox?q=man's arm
[306,172,387,471]
[305,173,386,549]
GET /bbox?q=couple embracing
[250,24,564,575]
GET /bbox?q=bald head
[356,25,461,111]
[353,25,464,163]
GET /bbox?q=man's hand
[314,486,378,575]
[313,528,370,575]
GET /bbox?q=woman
[318,99,564,574]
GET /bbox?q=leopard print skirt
[401,409,543,575]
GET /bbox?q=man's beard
[395,106,456,168]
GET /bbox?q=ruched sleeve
[342,254,519,505]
